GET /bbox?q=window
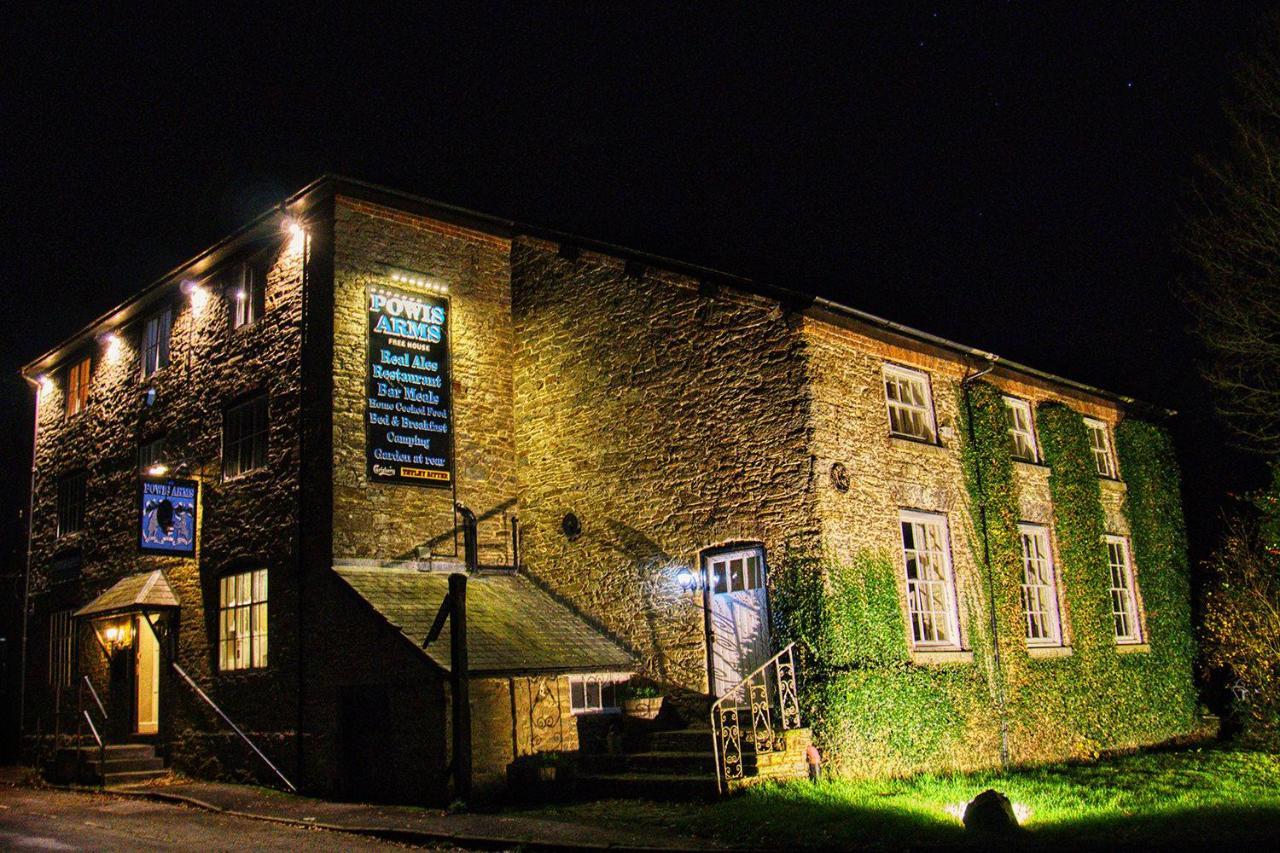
[711,548,765,594]
[219,568,267,671]
[883,364,935,441]
[1004,397,1038,461]
[65,357,91,417]
[231,261,267,329]
[141,307,173,379]
[1019,524,1063,646]
[222,394,268,478]
[569,675,622,714]
[1105,536,1142,643]
[48,609,75,688]
[56,472,86,538]
[1085,418,1118,478]
[899,511,960,648]
[138,435,166,472]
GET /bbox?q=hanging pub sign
[365,284,453,488]
[139,477,198,556]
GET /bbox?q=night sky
[1,3,1272,570]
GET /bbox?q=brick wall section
[330,197,517,561]
[26,229,308,781]
[511,238,817,697]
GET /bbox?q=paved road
[0,785,465,851]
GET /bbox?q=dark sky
[1,2,1272,567]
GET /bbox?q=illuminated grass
[522,745,1280,849]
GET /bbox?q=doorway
[704,546,772,696]
[135,615,160,735]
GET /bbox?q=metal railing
[70,675,108,784]
[709,642,802,794]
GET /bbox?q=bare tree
[1182,19,1280,456]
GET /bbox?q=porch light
[95,616,133,655]
[676,567,698,592]
[182,279,209,313]
[36,374,51,395]
[283,216,306,253]
[146,463,169,477]
[102,332,123,362]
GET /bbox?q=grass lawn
[518,745,1280,850]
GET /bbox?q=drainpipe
[18,375,41,754]
[960,359,1010,768]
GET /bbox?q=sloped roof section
[75,570,180,618]
[334,567,635,675]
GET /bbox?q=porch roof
[334,567,635,676]
[74,570,180,619]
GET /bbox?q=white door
[708,548,771,696]
[135,615,160,735]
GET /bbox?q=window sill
[1027,645,1073,659]
[1115,642,1150,654]
[889,434,945,452]
[910,649,973,665]
[1099,476,1127,490]
[1013,459,1048,471]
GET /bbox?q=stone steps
[571,771,719,802]
[579,749,716,774]
[50,742,167,786]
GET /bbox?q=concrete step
[579,750,716,774]
[87,756,166,774]
[648,728,713,752]
[573,772,717,802]
[59,743,157,761]
[102,768,169,787]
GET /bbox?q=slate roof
[75,570,180,618]
[334,567,635,675]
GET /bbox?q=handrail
[709,642,802,794]
[171,661,297,792]
[82,710,102,748]
[82,676,107,720]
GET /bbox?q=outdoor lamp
[676,566,698,592]
[96,617,133,655]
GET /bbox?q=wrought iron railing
[709,642,802,794]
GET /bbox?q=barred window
[138,435,166,472]
[222,394,268,478]
[56,472,86,538]
[66,357,92,418]
[1019,524,1063,646]
[219,568,268,671]
[1105,536,1142,643]
[1085,418,1118,478]
[48,609,75,688]
[883,364,935,441]
[569,675,622,714]
[1004,396,1038,461]
[141,307,172,379]
[899,511,959,648]
[231,260,267,330]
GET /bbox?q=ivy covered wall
[775,375,1200,778]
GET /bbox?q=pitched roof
[334,567,635,676]
[75,570,180,618]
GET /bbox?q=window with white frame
[231,260,267,330]
[899,511,960,648]
[48,609,75,688]
[1004,397,1038,461]
[568,674,624,714]
[141,307,173,379]
[883,364,936,442]
[1018,524,1063,646]
[711,548,765,594]
[1085,418,1118,478]
[1105,536,1142,643]
[219,568,267,671]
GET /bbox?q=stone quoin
[17,175,1200,802]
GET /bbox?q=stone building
[18,175,1198,800]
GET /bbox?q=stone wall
[330,198,517,563]
[26,225,309,782]
[511,238,817,699]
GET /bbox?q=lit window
[141,307,173,379]
[56,472,86,538]
[1085,418,1117,478]
[1105,536,1142,644]
[66,357,91,418]
[231,261,267,330]
[899,511,960,648]
[222,394,268,479]
[883,364,935,441]
[710,548,766,595]
[48,609,75,688]
[219,568,267,671]
[1004,396,1038,461]
[1019,524,1063,646]
[138,435,166,472]
[569,675,622,714]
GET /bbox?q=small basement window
[569,675,623,714]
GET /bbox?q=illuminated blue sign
[139,478,198,556]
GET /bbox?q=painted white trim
[1018,522,1064,648]
[1104,535,1143,644]
[898,510,961,650]
[882,363,937,442]
[1084,417,1118,478]
[1003,396,1038,462]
